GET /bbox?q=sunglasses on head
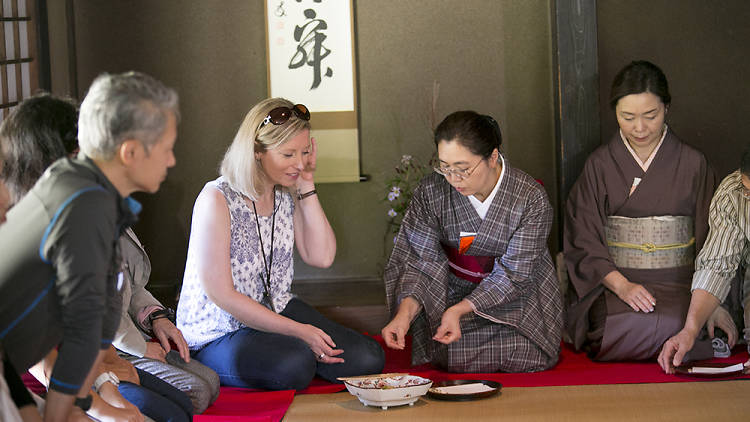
[259,104,310,129]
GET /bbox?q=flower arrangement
[384,153,436,235]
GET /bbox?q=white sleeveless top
[177,177,295,349]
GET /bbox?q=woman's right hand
[615,280,656,313]
[602,270,655,313]
[382,296,421,350]
[296,324,344,364]
[381,314,410,350]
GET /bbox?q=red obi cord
[441,243,495,284]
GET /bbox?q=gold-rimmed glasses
[434,159,484,181]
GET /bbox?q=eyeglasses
[259,104,310,130]
[434,159,484,180]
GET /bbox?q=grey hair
[78,71,179,160]
[220,98,311,200]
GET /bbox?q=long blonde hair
[220,98,311,200]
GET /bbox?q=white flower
[391,186,401,195]
[387,209,397,218]
[400,154,412,165]
[387,192,397,201]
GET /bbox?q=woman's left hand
[298,137,318,187]
[433,300,474,345]
[433,308,462,344]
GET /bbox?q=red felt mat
[195,388,294,422]
[198,336,750,421]
[21,334,743,421]
[376,335,750,387]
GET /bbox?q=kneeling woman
[382,111,562,373]
[564,61,720,361]
[177,98,384,390]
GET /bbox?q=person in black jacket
[0,71,179,422]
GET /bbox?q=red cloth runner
[196,388,294,422]
[24,334,747,421]
[199,335,750,420]
[377,336,750,386]
[441,243,495,284]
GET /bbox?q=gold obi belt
[605,216,695,269]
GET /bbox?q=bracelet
[93,371,120,393]
[297,189,317,200]
[148,308,176,324]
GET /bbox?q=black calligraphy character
[275,1,286,17]
[288,8,333,90]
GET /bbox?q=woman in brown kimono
[382,111,562,373]
[564,60,733,361]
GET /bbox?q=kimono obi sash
[605,216,695,269]
[441,243,495,284]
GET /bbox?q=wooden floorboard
[291,278,385,307]
[284,380,750,421]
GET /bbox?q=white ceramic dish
[343,375,432,410]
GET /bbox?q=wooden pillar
[553,0,601,247]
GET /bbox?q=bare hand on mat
[706,306,738,347]
[658,328,695,374]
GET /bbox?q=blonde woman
[176,98,384,390]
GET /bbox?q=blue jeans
[194,298,385,390]
[119,368,192,422]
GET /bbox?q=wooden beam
[553,0,601,246]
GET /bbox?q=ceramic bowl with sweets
[341,373,432,409]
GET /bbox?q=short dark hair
[434,111,502,158]
[741,146,750,177]
[609,60,671,109]
[0,93,79,205]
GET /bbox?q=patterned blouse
[177,177,295,349]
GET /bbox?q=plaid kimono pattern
[384,167,562,372]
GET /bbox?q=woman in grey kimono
[564,60,736,362]
[382,111,562,373]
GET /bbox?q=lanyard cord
[252,186,276,303]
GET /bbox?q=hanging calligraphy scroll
[265,0,360,183]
